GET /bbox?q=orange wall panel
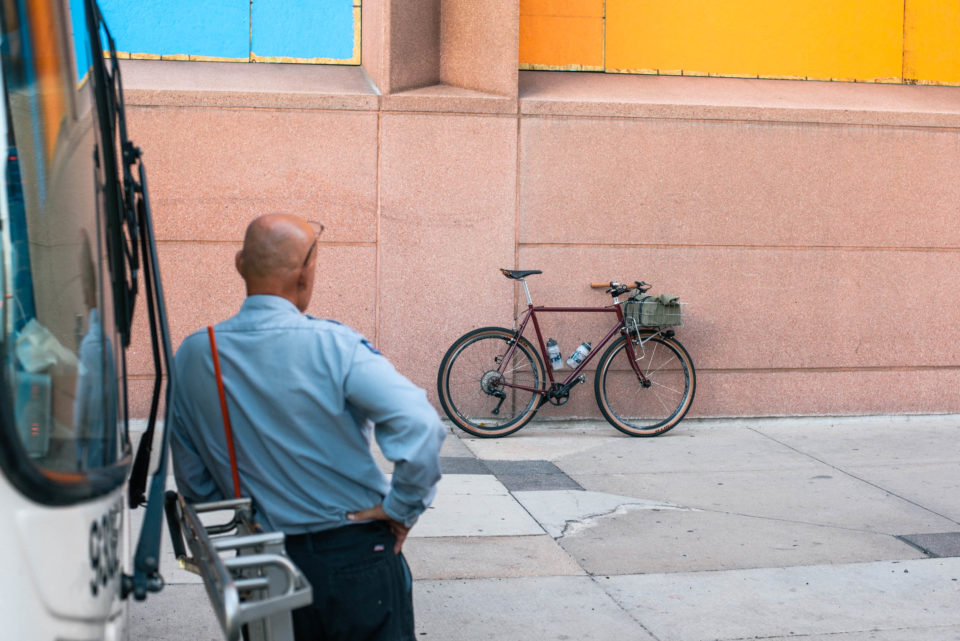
[26,0,68,159]
[903,0,960,84]
[520,0,604,69]
[520,16,604,68]
[521,0,603,17]
[605,0,903,81]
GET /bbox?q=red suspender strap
[207,326,242,499]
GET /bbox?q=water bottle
[566,341,591,369]
[547,338,563,370]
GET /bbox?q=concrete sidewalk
[130,416,960,640]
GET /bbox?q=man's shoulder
[304,317,384,357]
[304,316,361,338]
[177,327,211,354]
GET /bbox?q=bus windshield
[0,0,125,483]
[0,1,173,625]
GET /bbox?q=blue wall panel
[251,1,355,60]
[99,0,250,59]
[97,0,357,63]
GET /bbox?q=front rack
[165,493,313,641]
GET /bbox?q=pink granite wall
[120,7,960,422]
[516,82,960,419]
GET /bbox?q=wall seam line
[901,0,908,83]
[374,108,382,347]
[514,96,522,320]
[696,366,960,374]
[126,365,960,379]
[155,240,378,247]
[518,243,960,253]
[125,102,960,132]
[518,111,960,131]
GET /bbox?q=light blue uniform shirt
[170,295,445,533]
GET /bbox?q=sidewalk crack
[557,501,694,540]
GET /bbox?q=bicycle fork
[628,329,675,388]
[629,336,650,387]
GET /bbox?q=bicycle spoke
[650,386,675,415]
[643,341,659,377]
[501,360,531,376]
[649,379,683,395]
[646,356,677,376]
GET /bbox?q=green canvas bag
[623,293,683,327]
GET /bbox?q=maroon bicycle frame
[497,303,649,394]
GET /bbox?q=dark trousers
[285,522,414,641]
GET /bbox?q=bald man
[170,214,445,640]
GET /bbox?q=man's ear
[235,250,244,277]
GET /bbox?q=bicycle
[436,269,696,438]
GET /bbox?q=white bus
[0,0,174,637]
[0,3,309,639]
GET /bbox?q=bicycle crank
[546,375,585,406]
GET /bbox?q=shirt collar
[240,295,302,315]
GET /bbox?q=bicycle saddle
[500,268,542,280]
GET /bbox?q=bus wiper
[88,0,138,349]
[85,0,174,601]
[124,160,175,601]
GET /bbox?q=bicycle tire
[437,327,546,438]
[594,332,696,437]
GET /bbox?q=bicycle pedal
[566,375,586,389]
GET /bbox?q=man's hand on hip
[346,503,410,554]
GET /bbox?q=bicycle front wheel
[437,327,546,438]
[594,333,696,437]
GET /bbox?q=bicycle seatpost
[520,279,533,306]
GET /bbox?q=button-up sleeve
[342,340,445,526]
[170,370,226,505]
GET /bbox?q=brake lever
[609,283,631,297]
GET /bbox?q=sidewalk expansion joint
[751,429,960,528]
[693,505,935,541]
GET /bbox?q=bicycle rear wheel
[594,332,695,436]
[437,327,545,438]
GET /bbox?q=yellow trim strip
[520,62,604,72]
[250,53,359,65]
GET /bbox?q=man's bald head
[236,213,319,311]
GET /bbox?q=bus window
[0,4,171,634]
[1,0,125,488]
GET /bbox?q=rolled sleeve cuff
[382,487,435,528]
